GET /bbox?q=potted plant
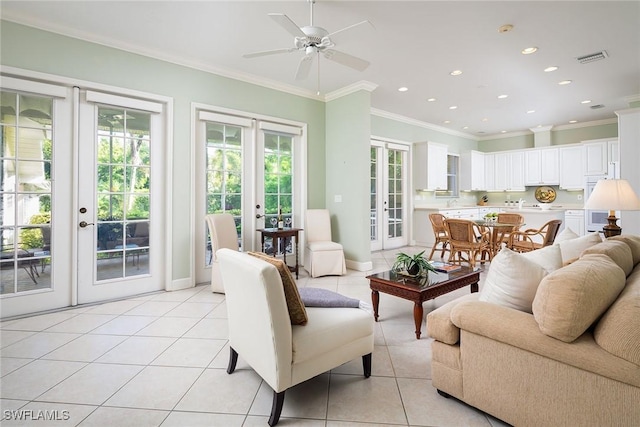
[392,250,437,277]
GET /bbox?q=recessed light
[481,118,489,122]
[569,120,578,124]
[527,110,536,114]
[449,106,458,110]
[522,47,538,55]
[443,120,451,124]
[501,130,507,133]
[427,98,437,102]
[462,126,469,130]
[450,70,463,76]
[558,80,572,85]
[581,100,592,104]
[544,66,559,72]
[498,24,514,33]
[497,94,508,99]
[398,87,408,92]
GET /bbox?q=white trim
[86,90,163,113]
[71,87,80,306]
[371,108,477,140]
[324,80,378,101]
[198,111,253,128]
[0,75,68,98]
[387,142,409,152]
[549,117,618,132]
[163,101,175,292]
[259,121,303,135]
[346,259,373,272]
[170,277,193,292]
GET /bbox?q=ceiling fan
[243,0,372,81]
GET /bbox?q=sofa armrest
[427,293,480,344]
[450,300,640,387]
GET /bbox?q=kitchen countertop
[414,205,584,212]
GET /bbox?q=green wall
[1,20,326,281]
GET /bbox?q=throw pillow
[248,252,308,325]
[532,254,626,343]
[479,247,548,313]
[581,240,634,276]
[554,227,579,243]
[521,243,563,273]
[556,232,602,263]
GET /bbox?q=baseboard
[167,277,193,291]
[346,259,373,272]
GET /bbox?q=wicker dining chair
[444,218,491,268]
[507,219,563,253]
[496,212,525,245]
[428,213,450,260]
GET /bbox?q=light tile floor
[1,247,511,427]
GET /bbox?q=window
[436,154,459,198]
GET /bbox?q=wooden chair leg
[269,390,285,426]
[362,353,372,378]
[226,347,238,374]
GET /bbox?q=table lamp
[584,179,640,237]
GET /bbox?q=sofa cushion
[594,267,640,365]
[555,232,602,264]
[581,240,634,276]
[532,254,626,343]
[609,235,640,266]
[479,247,548,313]
[248,251,308,325]
[521,243,563,273]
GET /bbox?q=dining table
[473,220,524,259]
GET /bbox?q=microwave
[585,175,616,233]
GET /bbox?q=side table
[257,228,303,279]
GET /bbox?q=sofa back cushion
[532,254,626,342]
[581,240,634,276]
[594,268,640,365]
[555,232,602,264]
[609,235,640,266]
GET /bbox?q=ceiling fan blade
[295,54,314,80]
[243,48,296,59]
[323,49,370,72]
[268,13,306,38]
[326,20,373,43]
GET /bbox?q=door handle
[256,214,264,219]
[79,221,95,228]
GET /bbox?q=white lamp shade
[584,179,640,210]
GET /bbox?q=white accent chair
[218,249,373,426]
[304,209,346,277]
[205,213,239,293]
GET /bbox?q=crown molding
[552,117,617,131]
[623,94,640,105]
[370,108,478,140]
[324,81,378,102]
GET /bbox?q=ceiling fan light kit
[243,0,371,91]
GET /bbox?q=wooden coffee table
[366,267,480,339]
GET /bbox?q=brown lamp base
[603,215,622,238]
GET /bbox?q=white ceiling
[2,1,639,139]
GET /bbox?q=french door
[194,107,306,284]
[370,140,409,251]
[77,91,165,304]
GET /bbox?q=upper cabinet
[494,151,525,191]
[559,144,585,189]
[460,150,485,191]
[583,138,619,176]
[524,148,559,186]
[484,153,496,191]
[413,142,448,191]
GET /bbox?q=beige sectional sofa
[427,234,640,426]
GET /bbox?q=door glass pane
[387,149,403,239]
[1,91,53,294]
[96,107,150,280]
[370,147,378,241]
[263,131,293,254]
[204,122,242,264]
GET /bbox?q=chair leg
[362,353,372,378]
[268,390,285,426]
[226,347,238,374]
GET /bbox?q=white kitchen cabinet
[413,142,448,191]
[460,150,485,191]
[524,148,559,186]
[559,145,585,189]
[564,210,585,236]
[440,208,479,219]
[495,151,525,191]
[484,153,496,191]
[583,140,608,176]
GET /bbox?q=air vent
[590,104,605,110]
[576,50,608,64]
